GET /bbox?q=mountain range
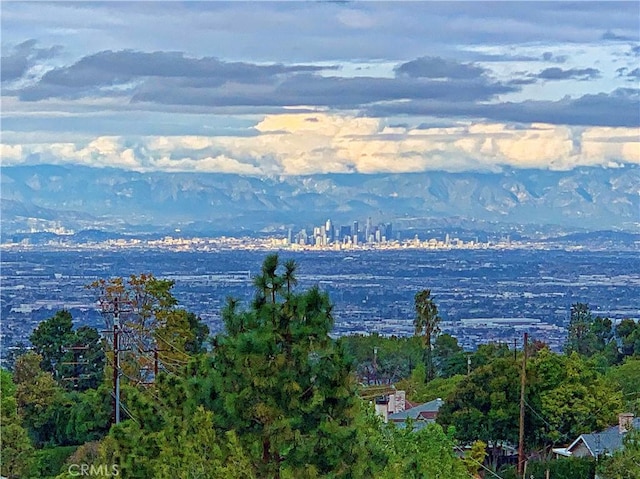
[1,164,638,236]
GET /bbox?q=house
[373,389,407,422]
[553,413,639,458]
[386,398,444,430]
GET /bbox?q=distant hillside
[1,164,638,234]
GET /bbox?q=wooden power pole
[517,332,528,477]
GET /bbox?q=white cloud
[0,144,23,162]
[2,113,638,174]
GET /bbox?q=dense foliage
[2,263,639,479]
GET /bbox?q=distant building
[339,225,351,242]
[374,390,407,422]
[325,219,333,242]
[387,398,445,431]
[553,413,639,458]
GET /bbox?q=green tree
[189,254,369,478]
[64,325,105,391]
[565,303,613,357]
[184,312,210,354]
[13,352,65,445]
[29,311,105,391]
[282,258,298,296]
[253,253,282,304]
[437,356,533,451]
[592,315,614,350]
[531,349,623,445]
[413,289,441,382]
[605,358,640,415]
[565,302,594,356]
[63,387,112,445]
[90,274,207,381]
[462,440,487,479]
[379,423,469,479]
[154,406,254,479]
[4,342,28,372]
[433,333,467,377]
[30,310,74,379]
[89,274,178,340]
[340,334,422,385]
[0,369,34,479]
[616,319,640,357]
[597,427,640,479]
[472,342,512,368]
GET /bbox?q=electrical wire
[453,445,506,479]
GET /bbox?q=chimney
[395,390,406,413]
[374,396,389,423]
[619,412,634,433]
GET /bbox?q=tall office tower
[365,216,372,243]
[352,221,359,239]
[445,233,450,246]
[339,225,351,241]
[385,223,393,242]
[325,219,333,242]
[287,228,292,245]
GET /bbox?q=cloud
[14,50,337,101]
[394,56,486,79]
[4,113,638,175]
[533,67,601,81]
[541,52,567,63]
[4,43,636,130]
[1,40,62,82]
[0,143,23,160]
[9,50,517,109]
[602,30,637,41]
[616,67,640,80]
[368,88,640,127]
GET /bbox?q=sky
[1,1,639,175]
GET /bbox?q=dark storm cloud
[394,56,486,79]
[1,40,61,82]
[129,73,516,108]
[367,88,640,127]
[12,50,516,107]
[14,50,336,100]
[533,67,601,81]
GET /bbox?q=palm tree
[414,289,441,381]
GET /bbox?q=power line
[454,445,506,479]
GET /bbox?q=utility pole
[113,297,121,425]
[61,345,90,388]
[517,332,528,477]
[373,347,378,385]
[100,294,129,425]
